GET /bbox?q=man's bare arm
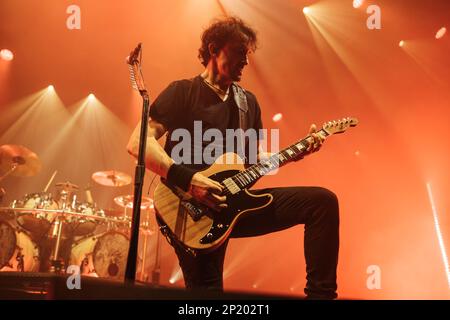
[126,119,174,179]
[126,119,226,210]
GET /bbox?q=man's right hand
[188,173,227,212]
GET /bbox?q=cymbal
[0,144,41,177]
[114,195,153,209]
[55,181,79,190]
[92,170,132,187]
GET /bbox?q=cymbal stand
[139,211,149,282]
[0,162,20,205]
[49,214,65,273]
[0,161,19,182]
[151,220,162,286]
[49,188,71,273]
[138,209,153,282]
[0,187,5,205]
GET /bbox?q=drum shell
[70,231,130,280]
[0,221,40,272]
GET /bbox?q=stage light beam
[169,267,183,284]
[0,49,14,61]
[47,85,55,92]
[426,182,450,289]
[303,7,310,15]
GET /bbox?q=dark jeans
[170,186,340,299]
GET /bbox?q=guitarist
[127,17,339,299]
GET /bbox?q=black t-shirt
[149,75,263,169]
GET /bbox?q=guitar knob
[206,232,213,239]
[217,224,223,229]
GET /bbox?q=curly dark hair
[198,17,258,67]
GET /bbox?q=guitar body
[153,153,273,253]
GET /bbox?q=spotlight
[0,49,14,61]
[353,0,364,8]
[272,113,283,122]
[88,93,95,100]
[47,85,55,92]
[436,27,446,39]
[399,40,405,47]
[169,278,176,284]
[303,7,310,15]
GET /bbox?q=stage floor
[0,272,300,300]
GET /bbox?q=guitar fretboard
[222,129,330,194]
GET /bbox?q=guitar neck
[225,128,330,190]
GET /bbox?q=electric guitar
[153,118,358,253]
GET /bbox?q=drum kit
[0,144,156,281]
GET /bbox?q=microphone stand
[124,90,150,284]
[124,43,151,284]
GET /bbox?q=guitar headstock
[322,117,358,135]
[126,43,147,96]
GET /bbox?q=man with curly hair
[128,17,339,299]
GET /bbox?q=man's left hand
[307,124,325,153]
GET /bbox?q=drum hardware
[150,224,162,285]
[1,167,160,280]
[92,170,132,187]
[80,252,95,274]
[49,215,65,273]
[0,187,5,205]
[0,162,20,182]
[16,248,25,272]
[140,225,150,282]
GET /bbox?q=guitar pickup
[180,200,205,222]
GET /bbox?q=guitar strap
[231,83,248,162]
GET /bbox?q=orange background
[1,0,449,299]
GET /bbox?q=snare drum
[0,221,40,272]
[70,231,129,280]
